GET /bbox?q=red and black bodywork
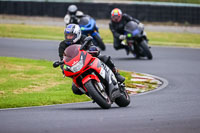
[53,41,130,109]
[63,44,119,100]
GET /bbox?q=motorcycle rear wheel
[84,80,111,109]
[115,86,130,107]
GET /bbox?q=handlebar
[80,36,93,50]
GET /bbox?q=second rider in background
[109,8,144,55]
[64,4,84,25]
[64,4,106,51]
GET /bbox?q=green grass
[1,24,200,48]
[0,57,90,109]
[0,24,64,40]
[147,32,200,48]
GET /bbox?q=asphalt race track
[0,38,200,133]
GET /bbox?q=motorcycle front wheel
[84,80,111,109]
[140,40,153,60]
[93,34,106,51]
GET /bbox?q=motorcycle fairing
[75,57,120,100]
[97,60,120,100]
[91,31,100,38]
[85,57,117,86]
[63,45,92,77]
[72,57,101,89]
[79,16,96,33]
[82,74,100,88]
[124,21,144,39]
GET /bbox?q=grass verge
[0,24,200,48]
[0,57,90,109]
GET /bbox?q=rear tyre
[140,40,153,60]
[115,85,130,107]
[84,80,111,109]
[93,35,106,51]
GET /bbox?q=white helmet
[68,5,78,15]
[64,24,81,45]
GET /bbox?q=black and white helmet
[64,24,81,45]
[68,5,78,15]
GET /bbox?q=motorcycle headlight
[127,33,132,38]
[70,56,84,73]
[80,27,85,31]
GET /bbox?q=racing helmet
[64,24,81,45]
[68,5,78,15]
[111,8,122,23]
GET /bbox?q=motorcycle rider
[109,8,144,55]
[64,4,84,25]
[58,24,125,95]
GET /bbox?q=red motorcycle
[53,37,130,109]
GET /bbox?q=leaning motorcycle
[53,38,130,109]
[124,21,153,60]
[78,15,106,51]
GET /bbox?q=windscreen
[64,45,80,62]
[124,21,138,33]
[79,16,90,25]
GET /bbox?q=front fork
[126,40,136,54]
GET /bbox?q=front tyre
[115,85,130,107]
[140,40,153,60]
[93,34,106,51]
[84,80,111,109]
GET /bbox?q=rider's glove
[88,46,100,57]
[119,35,126,40]
[83,36,93,50]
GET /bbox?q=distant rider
[64,5,84,25]
[58,24,125,95]
[109,8,144,55]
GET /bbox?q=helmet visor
[112,15,122,22]
[65,33,75,40]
